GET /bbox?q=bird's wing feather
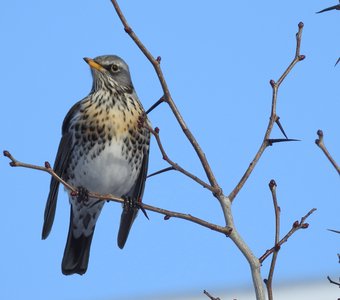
[41,132,73,239]
[117,148,149,249]
[42,100,81,239]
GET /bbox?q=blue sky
[1,1,339,300]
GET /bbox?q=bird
[316,1,340,13]
[42,55,150,275]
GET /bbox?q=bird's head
[84,55,133,92]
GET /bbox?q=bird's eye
[111,64,119,72]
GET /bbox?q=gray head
[84,55,133,91]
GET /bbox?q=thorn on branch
[147,167,176,178]
[275,117,289,139]
[328,229,340,234]
[267,138,300,146]
[146,97,166,114]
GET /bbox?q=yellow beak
[83,57,105,72]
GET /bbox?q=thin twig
[327,276,340,287]
[110,0,221,194]
[265,180,281,300]
[3,150,76,192]
[259,208,316,263]
[228,22,305,202]
[203,290,221,300]
[315,130,340,175]
[147,125,215,192]
[3,150,231,235]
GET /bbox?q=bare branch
[259,208,316,263]
[327,276,340,288]
[315,130,340,175]
[203,290,221,300]
[228,22,305,202]
[110,0,221,193]
[3,150,231,235]
[147,125,216,192]
[265,180,281,300]
[3,150,76,193]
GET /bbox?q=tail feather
[62,211,95,275]
[117,205,138,249]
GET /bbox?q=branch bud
[298,55,306,61]
[317,129,323,138]
[124,26,132,34]
[301,223,309,229]
[269,179,277,190]
[292,220,299,228]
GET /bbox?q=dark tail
[117,204,138,249]
[61,212,95,275]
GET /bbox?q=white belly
[70,141,137,197]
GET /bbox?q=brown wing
[117,149,149,249]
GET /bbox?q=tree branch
[146,125,215,192]
[315,129,340,175]
[264,180,281,300]
[203,290,221,300]
[3,150,231,235]
[228,22,305,202]
[259,208,316,263]
[110,0,221,193]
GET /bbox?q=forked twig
[315,130,340,175]
[327,276,340,288]
[110,0,221,195]
[147,125,214,192]
[228,22,305,202]
[259,208,316,263]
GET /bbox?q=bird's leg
[122,196,149,220]
[77,186,90,205]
